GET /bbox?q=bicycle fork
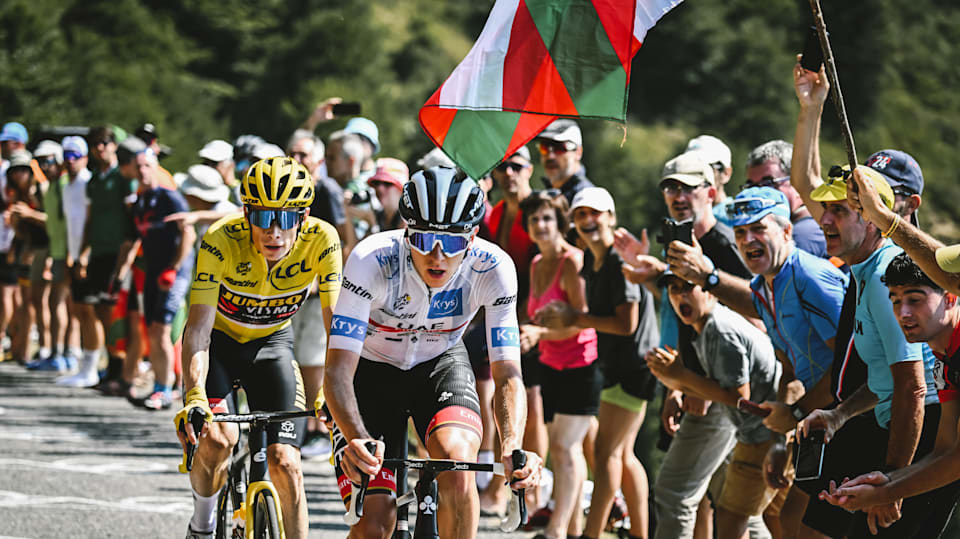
[243,421,285,539]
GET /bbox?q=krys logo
[428,289,463,318]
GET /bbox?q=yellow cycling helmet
[240,157,315,209]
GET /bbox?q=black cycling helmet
[399,166,485,233]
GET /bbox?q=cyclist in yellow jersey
[175,157,341,539]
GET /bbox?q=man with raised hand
[820,252,960,537]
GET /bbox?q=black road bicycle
[179,396,317,539]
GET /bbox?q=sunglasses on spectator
[741,176,789,190]
[494,161,530,173]
[661,182,710,196]
[246,208,305,230]
[64,151,84,161]
[537,140,578,155]
[38,157,59,167]
[726,197,779,219]
[91,139,111,147]
[406,230,473,256]
[892,186,916,197]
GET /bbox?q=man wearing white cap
[685,134,734,221]
[535,119,594,205]
[198,139,236,190]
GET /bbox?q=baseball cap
[344,117,380,155]
[7,149,33,169]
[118,136,148,156]
[252,143,285,160]
[198,139,233,162]
[936,244,960,273]
[181,164,230,203]
[865,150,923,195]
[686,135,731,169]
[810,165,894,210]
[417,147,456,169]
[537,119,582,147]
[367,157,409,190]
[724,187,790,227]
[33,140,63,164]
[135,123,158,142]
[61,135,88,158]
[0,122,28,144]
[661,152,715,187]
[510,145,532,163]
[570,187,615,213]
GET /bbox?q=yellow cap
[936,244,960,273]
[810,165,894,210]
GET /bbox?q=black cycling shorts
[333,341,482,501]
[205,326,307,448]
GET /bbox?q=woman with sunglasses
[322,166,542,538]
[520,190,600,539]
[176,157,342,539]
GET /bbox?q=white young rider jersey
[328,229,521,370]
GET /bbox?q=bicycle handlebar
[342,449,528,532]
[179,408,322,473]
[500,449,528,532]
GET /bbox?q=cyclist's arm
[490,358,525,457]
[182,303,217,392]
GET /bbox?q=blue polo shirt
[750,248,847,389]
[851,240,938,427]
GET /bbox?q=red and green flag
[419,0,683,179]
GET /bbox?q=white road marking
[0,490,191,513]
[0,457,171,475]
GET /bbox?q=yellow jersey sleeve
[305,218,342,308]
[190,222,230,307]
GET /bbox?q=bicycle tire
[252,490,282,539]
[215,464,247,539]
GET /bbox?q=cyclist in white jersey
[322,166,542,538]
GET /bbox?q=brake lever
[500,449,528,532]
[343,441,378,526]
[178,408,208,473]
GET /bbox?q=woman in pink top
[520,191,601,539]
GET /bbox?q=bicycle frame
[181,408,318,539]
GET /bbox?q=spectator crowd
[6,59,960,539]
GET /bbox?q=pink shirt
[527,251,598,370]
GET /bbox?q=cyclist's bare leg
[618,402,649,539]
[583,400,646,538]
[523,385,548,509]
[426,426,482,539]
[189,421,239,497]
[545,414,592,539]
[266,443,308,539]
[348,494,397,539]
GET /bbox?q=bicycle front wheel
[215,465,247,539]
[252,490,282,539]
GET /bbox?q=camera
[657,217,693,246]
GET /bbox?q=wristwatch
[790,402,806,421]
[702,269,720,291]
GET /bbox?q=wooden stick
[809,0,858,172]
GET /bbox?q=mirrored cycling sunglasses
[246,208,305,230]
[726,197,778,219]
[406,230,473,256]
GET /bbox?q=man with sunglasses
[535,119,593,205]
[176,157,342,539]
[666,186,848,536]
[323,166,542,539]
[745,140,827,259]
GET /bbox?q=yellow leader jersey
[190,214,342,343]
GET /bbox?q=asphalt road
[0,362,522,538]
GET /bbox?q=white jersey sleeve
[474,248,521,363]
[327,234,388,355]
